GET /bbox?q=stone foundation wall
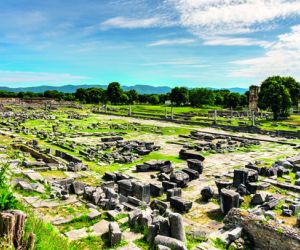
[225,209,300,250]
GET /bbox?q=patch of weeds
[113,213,128,221]
[24,210,81,250]
[186,234,206,250]
[59,214,103,233]
[120,221,129,232]
[133,238,151,250]
[212,238,227,250]
[276,227,284,234]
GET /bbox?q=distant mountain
[227,88,248,94]
[0,84,247,94]
[0,84,172,95]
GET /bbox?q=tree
[189,88,215,107]
[44,90,64,100]
[170,87,189,106]
[121,93,129,104]
[282,76,300,107]
[87,88,107,104]
[225,92,241,109]
[259,79,292,120]
[75,88,88,102]
[126,89,138,104]
[107,82,122,104]
[148,95,160,105]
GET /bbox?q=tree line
[0,77,299,119]
[0,82,249,108]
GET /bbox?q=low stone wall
[225,208,300,250]
[13,144,60,164]
[94,111,300,139]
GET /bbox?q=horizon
[1,1,300,88]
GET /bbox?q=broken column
[108,222,122,247]
[220,189,240,214]
[169,212,186,243]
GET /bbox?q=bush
[0,164,18,211]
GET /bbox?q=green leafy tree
[282,76,300,107]
[189,88,215,107]
[107,82,123,104]
[87,88,107,104]
[75,88,88,102]
[170,87,189,106]
[148,95,160,105]
[126,89,138,104]
[225,92,241,109]
[259,79,292,120]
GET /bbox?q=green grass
[212,238,227,250]
[186,233,206,250]
[133,238,151,250]
[24,210,81,250]
[58,214,103,233]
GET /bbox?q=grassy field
[104,104,300,132]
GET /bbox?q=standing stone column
[128,105,132,117]
[251,111,255,126]
[165,106,168,119]
[168,212,186,243]
[213,110,217,125]
[171,106,174,120]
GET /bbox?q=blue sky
[0,0,300,88]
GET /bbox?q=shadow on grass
[206,208,225,223]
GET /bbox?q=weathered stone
[180,149,205,161]
[71,181,85,195]
[169,212,186,243]
[150,199,168,214]
[118,179,133,197]
[150,183,164,197]
[215,180,232,193]
[282,209,293,217]
[220,189,240,214]
[200,186,214,201]
[166,188,182,201]
[169,196,192,213]
[182,168,199,181]
[290,203,300,215]
[108,222,122,247]
[132,181,150,203]
[103,172,117,181]
[170,171,189,188]
[187,159,203,173]
[237,184,248,196]
[87,208,101,220]
[251,192,268,205]
[228,227,243,242]
[162,181,177,191]
[154,235,187,250]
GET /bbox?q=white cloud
[202,36,272,47]
[167,0,300,46]
[170,0,300,35]
[230,25,300,79]
[0,71,88,84]
[148,38,196,46]
[101,16,162,29]
[143,59,207,67]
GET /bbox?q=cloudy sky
[0,0,300,88]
